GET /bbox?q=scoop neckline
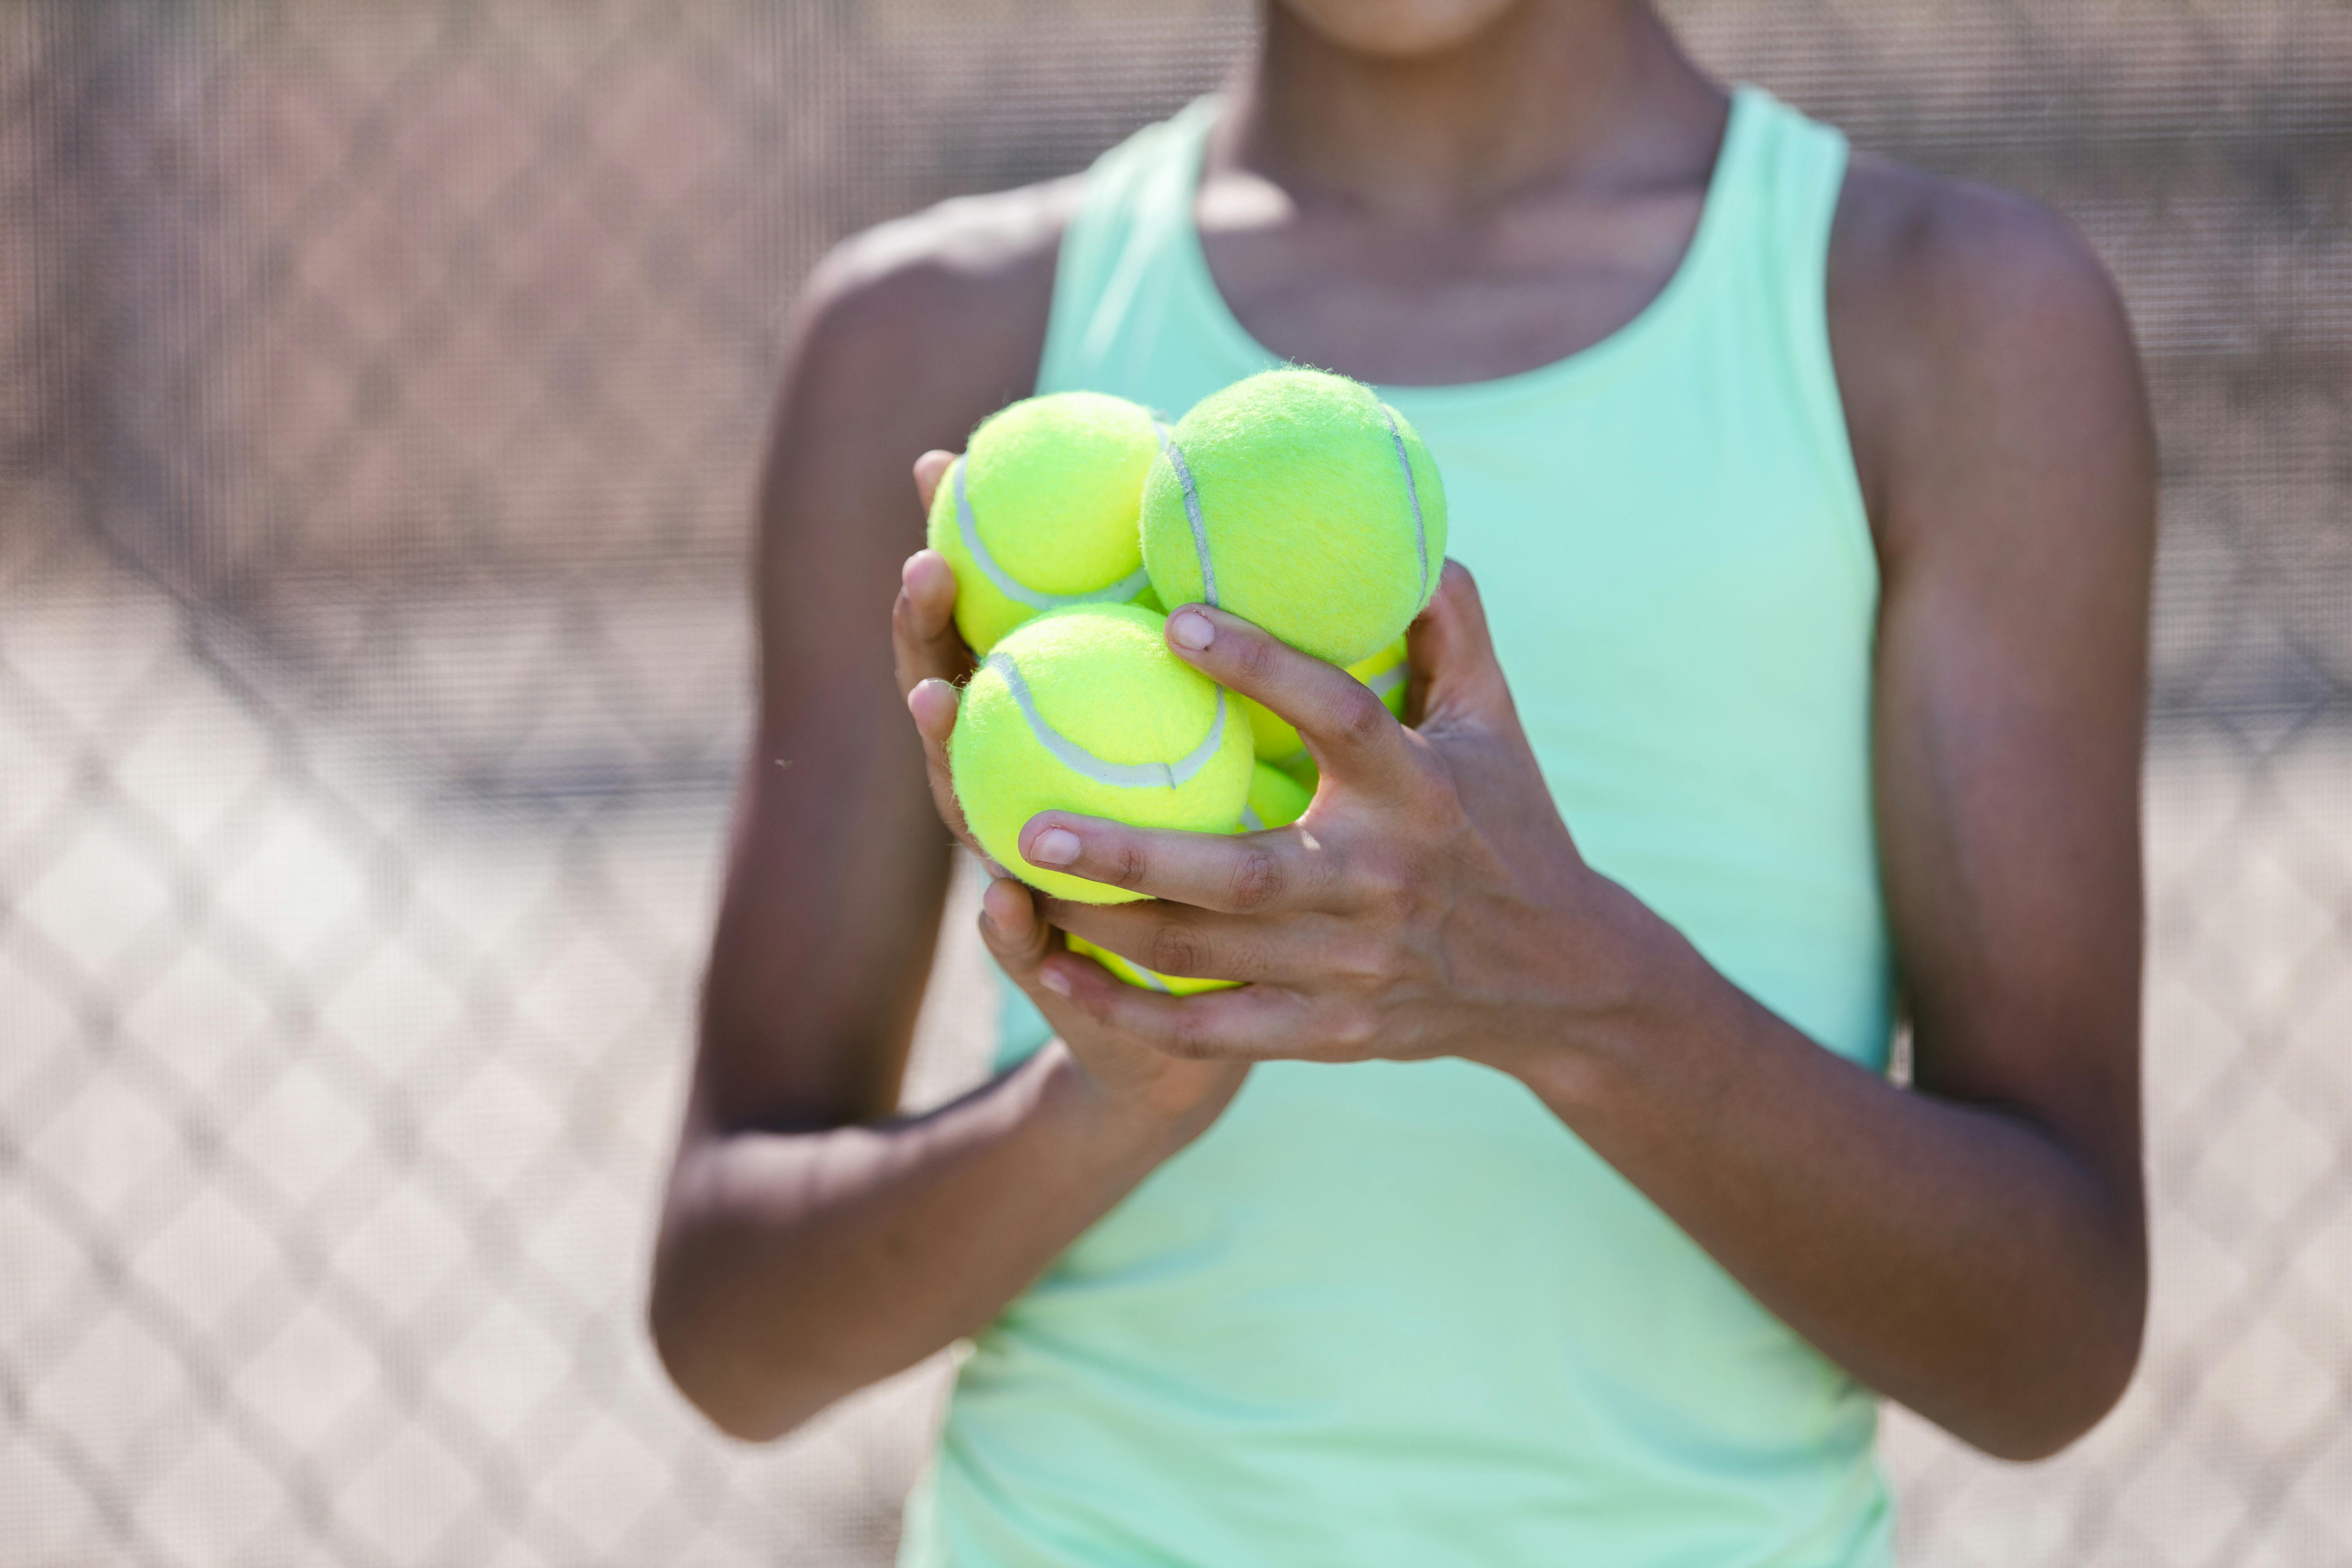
[1170,85,1763,410]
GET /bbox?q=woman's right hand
[894,450,1250,1136]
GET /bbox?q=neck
[1224,0,1715,224]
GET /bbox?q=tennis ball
[1066,763,1311,994]
[1239,638,1410,771]
[1241,760,1314,831]
[950,603,1253,904]
[1066,936,1233,995]
[1142,368,1446,667]
[928,391,1163,654]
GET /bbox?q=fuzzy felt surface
[1242,762,1312,831]
[927,391,1161,653]
[1065,935,1237,994]
[1141,369,1448,666]
[950,604,1253,904]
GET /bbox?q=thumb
[912,449,956,514]
[977,874,1059,982]
[1408,561,1519,734]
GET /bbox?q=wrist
[1483,874,1712,1112]
[1036,1041,1237,1167]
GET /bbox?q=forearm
[1506,896,2146,1460]
[651,1040,1196,1441]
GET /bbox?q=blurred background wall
[1,1,2346,1563]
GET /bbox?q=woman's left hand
[1030,562,1680,1082]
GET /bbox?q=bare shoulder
[1831,152,2121,308]
[754,175,1079,627]
[783,176,1081,436]
[752,176,1078,681]
[1825,151,2151,568]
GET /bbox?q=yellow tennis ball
[927,391,1163,654]
[1239,638,1410,770]
[1066,936,1232,995]
[1067,762,1312,994]
[1241,760,1314,831]
[950,603,1253,904]
[1142,368,1446,667]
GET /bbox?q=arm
[996,173,2154,1460]
[649,184,1239,1442]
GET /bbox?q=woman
[652,1,2154,1562]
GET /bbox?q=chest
[1194,174,1709,385]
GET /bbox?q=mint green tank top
[902,86,1896,1568]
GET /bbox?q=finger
[912,449,955,514]
[892,548,969,698]
[978,878,1164,1046]
[1020,810,1336,914]
[1163,605,1423,799]
[1029,953,1361,1063]
[976,874,1057,983]
[1049,896,1310,987]
[1407,561,1518,734]
[1404,561,1556,817]
[906,676,983,852]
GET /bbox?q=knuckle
[1146,923,1207,978]
[1321,1004,1380,1055]
[1107,839,1153,890]
[1331,682,1391,749]
[1225,845,1285,912]
[1231,631,1280,686]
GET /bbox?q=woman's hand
[893,451,1248,1135]
[1022,562,1679,1088]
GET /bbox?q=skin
[652,0,2155,1468]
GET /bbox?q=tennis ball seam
[1157,430,1220,606]
[1377,402,1433,605]
[1090,941,1172,991]
[985,647,1233,788]
[953,456,1154,612]
[1157,398,1432,614]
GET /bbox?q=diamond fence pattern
[0,2,2345,1564]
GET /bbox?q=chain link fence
[1,1,2345,1563]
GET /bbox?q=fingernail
[1039,967,1073,999]
[1169,610,1215,651]
[1030,826,1082,867]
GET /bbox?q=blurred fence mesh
[1,1,2346,1563]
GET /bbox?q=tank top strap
[1742,84,1851,299]
[1734,90,1872,592]
[1040,97,1224,404]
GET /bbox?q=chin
[1272,0,1531,59]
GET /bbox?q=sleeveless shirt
[902,86,1897,1568]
